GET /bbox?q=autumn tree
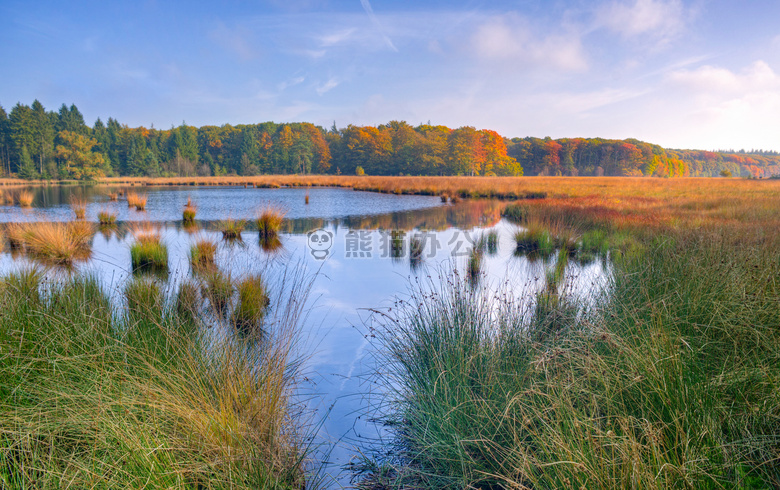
[55,130,106,180]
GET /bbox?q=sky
[2,0,779,152]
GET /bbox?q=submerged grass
[0,269,313,488]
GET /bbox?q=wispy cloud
[359,0,398,52]
[595,0,690,48]
[469,14,587,72]
[315,77,341,95]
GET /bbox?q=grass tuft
[130,225,168,272]
[233,274,271,333]
[182,197,197,223]
[17,190,34,207]
[217,218,246,240]
[256,207,285,239]
[190,238,217,270]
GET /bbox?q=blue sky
[2,0,779,151]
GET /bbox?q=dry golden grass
[4,221,94,265]
[183,196,197,223]
[127,191,147,210]
[70,196,87,220]
[16,190,34,207]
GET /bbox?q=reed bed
[359,180,780,489]
[0,269,313,488]
[4,221,94,265]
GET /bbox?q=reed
[70,196,87,220]
[256,207,285,239]
[190,238,217,270]
[305,191,310,205]
[130,225,168,271]
[107,191,119,201]
[182,197,196,223]
[217,218,246,240]
[17,190,34,207]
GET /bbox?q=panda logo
[307,229,333,260]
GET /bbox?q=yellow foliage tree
[55,130,106,180]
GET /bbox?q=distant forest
[1,100,778,180]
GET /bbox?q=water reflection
[0,187,610,487]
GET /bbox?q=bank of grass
[0,270,311,488]
[362,200,780,488]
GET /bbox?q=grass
[127,191,147,210]
[233,274,271,333]
[0,271,311,488]
[218,218,246,240]
[16,190,33,207]
[183,196,197,223]
[502,202,529,222]
[359,181,780,489]
[69,196,86,219]
[4,221,94,265]
[97,209,117,225]
[130,224,168,272]
[514,224,554,256]
[256,207,285,239]
[190,238,218,270]
[485,229,498,255]
[201,269,234,315]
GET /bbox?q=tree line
[1,100,778,180]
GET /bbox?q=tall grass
[0,270,313,488]
[97,209,117,225]
[514,224,554,256]
[361,224,780,489]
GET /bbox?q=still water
[0,186,609,487]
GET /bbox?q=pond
[0,185,610,487]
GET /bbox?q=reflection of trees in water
[283,200,503,236]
